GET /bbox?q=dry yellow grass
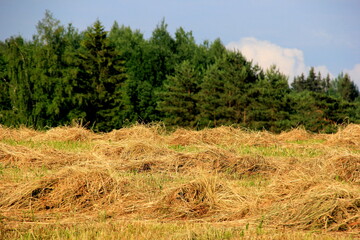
[0,124,359,239]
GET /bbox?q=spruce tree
[337,73,359,102]
[77,20,126,131]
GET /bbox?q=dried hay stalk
[268,182,360,231]
[0,168,127,211]
[277,127,312,142]
[167,127,279,147]
[327,124,360,148]
[166,128,202,146]
[104,124,163,142]
[0,126,39,141]
[0,142,87,168]
[326,155,360,183]
[174,147,276,176]
[156,176,247,219]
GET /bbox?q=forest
[0,11,359,133]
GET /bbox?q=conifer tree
[157,60,200,127]
[248,65,291,132]
[4,36,35,126]
[197,51,255,127]
[77,20,126,131]
[337,73,359,102]
[0,43,12,124]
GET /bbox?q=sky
[1,0,359,86]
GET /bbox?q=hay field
[0,124,359,239]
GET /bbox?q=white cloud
[226,38,306,80]
[345,64,360,88]
[226,37,333,81]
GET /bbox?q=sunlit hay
[174,146,276,176]
[277,127,313,142]
[156,176,247,219]
[327,124,360,147]
[166,126,278,147]
[199,126,242,145]
[0,126,39,141]
[326,155,360,183]
[31,126,97,142]
[268,183,360,231]
[0,142,87,168]
[102,139,170,161]
[0,142,45,167]
[166,128,202,146]
[245,131,280,147]
[199,127,279,147]
[0,168,126,212]
[264,174,317,205]
[92,142,125,160]
[104,124,163,142]
[92,139,176,173]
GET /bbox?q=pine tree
[248,65,291,132]
[197,51,255,127]
[157,60,200,127]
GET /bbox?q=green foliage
[157,60,200,127]
[197,51,256,127]
[247,65,291,132]
[76,20,126,131]
[0,11,358,133]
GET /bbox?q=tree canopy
[0,11,359,132]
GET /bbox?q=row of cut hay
[154,176,253,220]
[173,147,277,176]
[277,127,313,142]
[263,154,360,232]
[166,126,280,147]
[92,139,278,176]
[1,123,360,232]
[3,123,360,147]
[30,126,98,142]
[0,167,130,213]
[326,124,360,148]
[103,124,164,142]
[266,179,360,232]
[0,159,358,231]
[0,142,90,168]
[0,126,39,141]
[326,155,360,184]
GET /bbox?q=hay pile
[0,142,87,168]
[326,155,360,183]
[156,177,250,220]
[327,124,360,148]
[167,126,279,147]
[31,126,97,142]
[0,126,39,141]
[0,124,359,235]
[104,124,163,142]
[268,182,359,231]
[277,128,313,142]
[0,168,129,212]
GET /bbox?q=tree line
[0,11,359,132]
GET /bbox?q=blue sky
[1,0,359,85]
